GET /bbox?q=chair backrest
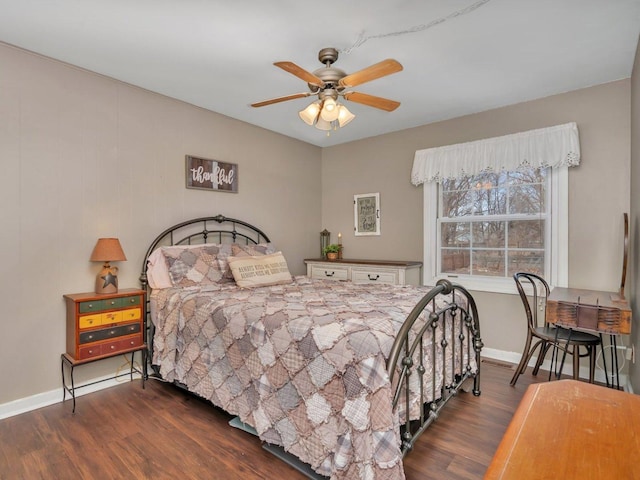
[513,272,551,332]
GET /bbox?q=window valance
[411,122,580,185]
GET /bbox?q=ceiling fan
[251,48,403,130]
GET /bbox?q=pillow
[227,252,292,288]
[161,244,225,287]
[219,242,276,281]
[146,248,173,289]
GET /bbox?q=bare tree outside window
[439,168,546,278]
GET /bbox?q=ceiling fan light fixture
[337,105,355,127]
[314,116,332,131]
[298,101,321,125]
[320,98,340,122]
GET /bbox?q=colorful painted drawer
[64,288,146,361]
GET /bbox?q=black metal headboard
[139,215,270,375]
[139,214,270,289]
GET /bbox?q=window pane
[472,221,505,247]
[474,187,507,215]
[442,189,474,217]
[508,220,544,248]
[471,250,505,276]
[508,168,546,185]
[441,249,470,274]
[509,184,545,214]
[508,251,544,276]
[441,222,470,248]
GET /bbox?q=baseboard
[0,372,141,421]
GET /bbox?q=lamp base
[95,265,119,295]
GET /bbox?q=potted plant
[323,243,341,261]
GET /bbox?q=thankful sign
[186,155,238,193]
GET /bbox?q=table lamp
[90,238,127,294]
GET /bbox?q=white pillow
[227,252,292,288]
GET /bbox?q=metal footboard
[387,279,483,455]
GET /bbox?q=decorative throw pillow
[162,244,224,287]
[219,242,276,281]
[227,251,292,288]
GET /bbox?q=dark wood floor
[0,359,540,480]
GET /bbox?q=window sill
[428,274,519,295]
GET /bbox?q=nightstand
[61,288,147,412]
[304,258,422,286]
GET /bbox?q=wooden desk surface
[485,381,640,479]
[547,287,631,335]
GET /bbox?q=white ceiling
[1,0,639,147]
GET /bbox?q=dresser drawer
[101,311,123,325]
[310,265,349,281]
[77,334,143,360]
[79,322,141,344]
[102,335,143,356]
[79,314,102,329]
[351,268,398,285]
[78,299,105,314]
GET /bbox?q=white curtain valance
[411,122,580,185]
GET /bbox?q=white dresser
[304,258,422,286]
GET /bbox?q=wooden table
[485,380,640,479]
[546,287,631,335]
[546,287,631,388]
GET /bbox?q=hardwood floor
[0,359,539,480]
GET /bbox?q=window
[412,123,579,294]
[422,166,568,294]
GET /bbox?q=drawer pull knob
[129,299,135,303]
[87,304,93,308]
[110,301,116,305]
[110,345,115,350]
[110,330,116,335]
[324,271,335,277]
[368,274,380,281]
[88,335,93,340]
[130,341,135,345]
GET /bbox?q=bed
[140,215,483,480]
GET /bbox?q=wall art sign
[354,192,380,236]
[186,155,238,193]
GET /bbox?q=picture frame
[354,192,380,236]
[186,155,238,193]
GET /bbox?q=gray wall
[321,80,631,358]
[0,43,322,405]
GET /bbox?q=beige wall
[322,80,631,356]
[0,43,322,405]
[0,39,636,407]
[630,35,640,393]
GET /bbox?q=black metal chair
[511,272,601,386]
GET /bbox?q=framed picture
[354,192,380,236]
[186,155,238,193]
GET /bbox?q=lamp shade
[299,101,321,125]
[320,98,339,122]
[90,238,127,262]
[337,105,356,127]
[314,116,332,131]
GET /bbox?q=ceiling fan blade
[274,61,325,87]
[339,59,403,88]
[343,92,400,112]
[250,92,312,108]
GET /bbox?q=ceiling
[1,0,639,147]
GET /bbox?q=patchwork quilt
[150,276,475,480]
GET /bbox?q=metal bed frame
[139,215,483,475]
